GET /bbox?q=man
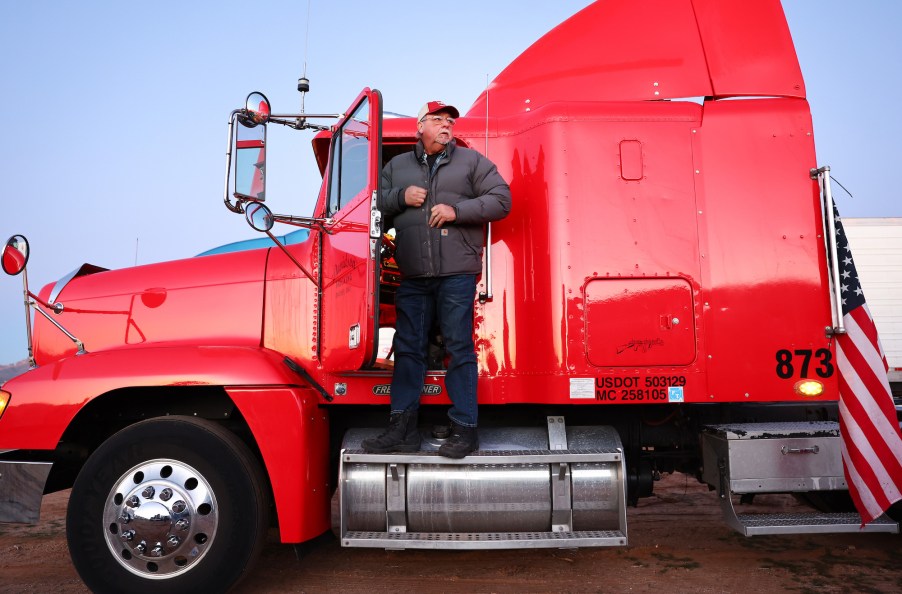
[363,100,511,458]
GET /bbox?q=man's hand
[404,186,427,208]
[429,204,456,228]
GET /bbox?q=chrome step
[731,511,898,536]
[702,421,899,536]
[341,529,627,550]
[341,448,622,465]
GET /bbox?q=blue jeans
[390,275,478,427]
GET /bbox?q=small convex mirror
[245,201,274,232]
[239,92,271,128]
[2,234,29,276]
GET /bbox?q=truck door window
[328,97,370,214]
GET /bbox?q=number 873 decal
[775,348,834,379]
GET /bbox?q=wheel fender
[226,387,331,543]
[0,345,302,450]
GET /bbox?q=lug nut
[167,535,181,547]
[150,544,165,557]
[135,541,147,553]
[175,518,190,531]
[159,488,173,501]
[171,500,187,513]
[142,486,155,499]
[120,529,136,542]
[126,495,140,508]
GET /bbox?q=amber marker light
[794,380,824,397]
[0,389,9,419]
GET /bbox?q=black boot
[361,410,421,453]
[438,423,478,459]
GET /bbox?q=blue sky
[2,1,900,365]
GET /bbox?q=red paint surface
[227,386,330,542]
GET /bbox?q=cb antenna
[297,0,312,123]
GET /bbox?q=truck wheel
[66,416,269,594]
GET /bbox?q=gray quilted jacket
[379,140,511,278]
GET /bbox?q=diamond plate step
[734,512,898,536]
[703,422,900,535]
[341,448,622,465]
[341,529,627,550]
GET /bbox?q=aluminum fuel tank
[339,424,623,534]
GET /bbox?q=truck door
[319,88,383,371]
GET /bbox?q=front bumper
[0,457,52,523]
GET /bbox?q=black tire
[66,416,269,594]
[330,487,341,538]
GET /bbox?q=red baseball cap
[417,100,460,121]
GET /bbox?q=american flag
[833,205,902,524]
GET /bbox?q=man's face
[418,110,455,153]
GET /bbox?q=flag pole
[813,165,846,335]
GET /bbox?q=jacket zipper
[424,153,445,277]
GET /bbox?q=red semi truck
[1,1,898,592]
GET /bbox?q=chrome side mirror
[2,234,86,365]
[238,92,271,128]
[245,201,274,232]
[233,92,270,202]
[242,200,317,283]
[2,235,29,276]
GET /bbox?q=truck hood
[33,248,269,364]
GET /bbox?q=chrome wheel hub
[102,459,218,578]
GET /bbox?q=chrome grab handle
[781,445,820,455]
[479,222,493,302]
[478,84,494,304]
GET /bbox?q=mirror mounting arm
[272,213,334,231]
[265,113,339,132]
[223,110,245,214]
[245,202,321,282]
[28,290,64,314]
[28,296,87,358]
[262,230,317,284]
[5,234,86,366]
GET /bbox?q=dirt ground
[2,472,900,594]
